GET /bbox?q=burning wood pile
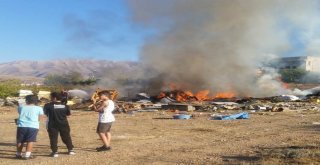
[1,86,320,115]
[157,90,236,102]
[112,86,320,113]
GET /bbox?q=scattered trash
[278,95,300,101]
[68,89,90,100]
[272,105,289,112]
[210,112,249,120]
[18,90,33,97]
[211,102,239,105]
[3,86,320,117]
[136,93,150,100]
[38,90,51,100]
[136,99,152,104]
[312,122,320,125]
[137,109,159,112]
[195,105,218,112]
[252,105,267,111]
[162,103,196,111]
[5,97,18,106]
[0,98,5,106]
[159,97,175,104]
[173,114,192,120]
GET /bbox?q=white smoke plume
[127,0,320,97]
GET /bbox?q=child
[43,92,75,157]
[16,95,44,159]
[93,91,115,151]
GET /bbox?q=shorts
[96,122,112,133]
[16,127,39,143]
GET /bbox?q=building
[274,56,320,72]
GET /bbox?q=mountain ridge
[0,59,139,79]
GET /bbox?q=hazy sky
[0,0,318,63]
[0,0,148,62]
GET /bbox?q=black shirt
[44,102,71,128]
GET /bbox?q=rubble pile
[113,91,320,113]
[0,98,5,106]
[195,105,218,112]
[1,87,320,114]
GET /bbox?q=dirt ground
[0,107,319,165]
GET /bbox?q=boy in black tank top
[44,92,75,157]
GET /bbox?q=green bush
[44,72,97,86]
[0,79,66,99]
[0,80,21,98]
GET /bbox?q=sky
[0,0,146,62]
[0,0,318,63]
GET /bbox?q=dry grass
[0,108,319,164]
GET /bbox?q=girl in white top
[93,91,115,151]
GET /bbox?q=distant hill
[0,59,139,79]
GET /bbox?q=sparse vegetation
[0,76,90,99]
[0,79,64,98]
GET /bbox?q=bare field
[0,107,319,165]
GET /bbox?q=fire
[281,82,289,89]
[194,90,210,100]
[157,89,236,102]
[157,83,236,102]
[214,92,236,99]
[176,90,195,102]
[157,92,166,99]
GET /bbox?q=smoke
[127,0,320,97]
[63,10,126,50]
[93,62,161,98]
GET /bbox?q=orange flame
[157,83,236,102]
[282,83,289,89]
[157,90,236,102]
[157,92,166,99]
[214,92,236,99]
[195,90,210,100]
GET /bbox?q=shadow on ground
[152,117,174,120]
[302,124,320,133]
[222,145,320,164]
[0,142,51,159]
[0,142,99,160]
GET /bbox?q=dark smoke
[127,0,320,97]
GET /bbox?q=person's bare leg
[105,132,111,147]
[16,143,23,156]
[98,133,108,147]
[26,142,33,152]
[25,142,33,158]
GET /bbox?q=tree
[67,71,84,85]
[280,68,307,83]
[43,74,69,86]
[44,72,97,87]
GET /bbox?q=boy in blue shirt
[16,95,44,159]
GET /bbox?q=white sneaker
[50,152,58,158]
[68,150,76,155]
